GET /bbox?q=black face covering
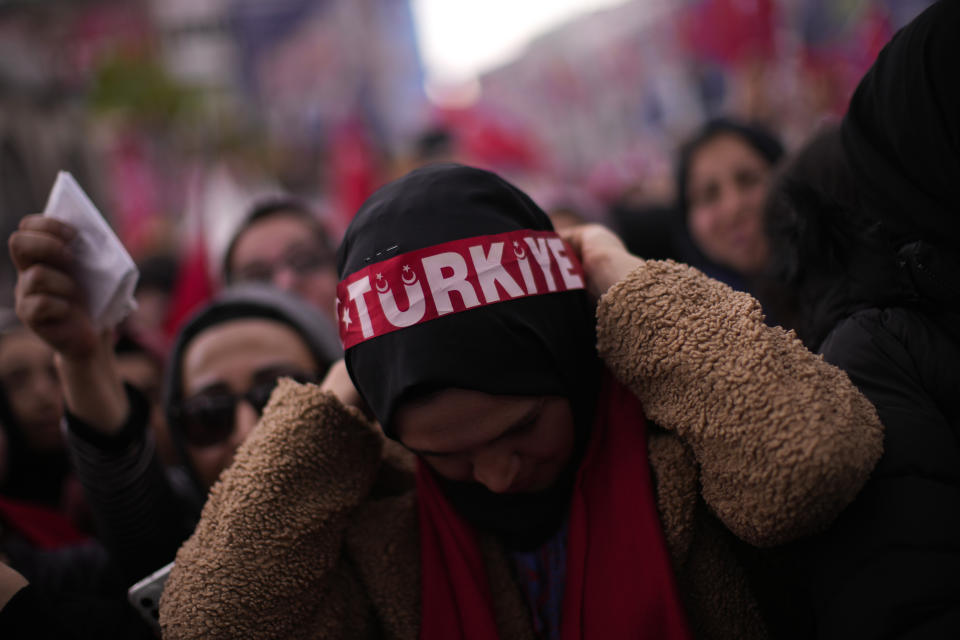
[841,0,960,248]
[337,164,600,550]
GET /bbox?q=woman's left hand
[320,360,363,411]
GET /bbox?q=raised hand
[559,224,644,299]
[9,215,100,361]
[9,215,128,433]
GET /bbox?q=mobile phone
[127,561,173,636]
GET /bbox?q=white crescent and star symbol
[375,272,389,293]
[401,264,417,285]
[513,241,526,260]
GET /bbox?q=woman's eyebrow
[408,400,544,458]
[493,400,543,442]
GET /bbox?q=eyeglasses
[172,369,316,448]
[232,246,334,285]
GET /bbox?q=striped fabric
[64,384,201,584]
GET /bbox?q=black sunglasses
[172,369,316,447]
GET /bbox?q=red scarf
[416,373,691,639]
[0,496,89,550]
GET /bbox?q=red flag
[329,118,380,225]
[163,237,215,340]
[681,0,777,65]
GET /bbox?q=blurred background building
[0,0,934,309]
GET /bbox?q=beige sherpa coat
[160,261,883,640]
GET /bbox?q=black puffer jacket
[806,306,960,638]
[754,3,960,636]
[740,300,960,640]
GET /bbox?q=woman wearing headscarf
[0,324,74,514]
[160,163,883,639]
[758,1,960,636]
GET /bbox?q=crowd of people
[0,1,957,638]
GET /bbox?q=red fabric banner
[415,372,692,639]
[336,230,585,349]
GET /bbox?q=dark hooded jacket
[758,2,960,637]
[63,284,340,586]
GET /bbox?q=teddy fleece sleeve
[595,260,883,548]
[159,379,384,640]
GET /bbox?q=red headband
[336,230,585,348]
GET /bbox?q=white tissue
[42,172,139,329]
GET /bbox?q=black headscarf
[338,164,600,549]
[760,1,960,350]
[759,125,911,349]
[842,0,960,248]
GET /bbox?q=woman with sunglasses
[160,164,884,639]
[8,219,340,587]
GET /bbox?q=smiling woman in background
[674,118,784,294]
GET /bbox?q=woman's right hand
[9,215,128,433]
[9,215,100,361]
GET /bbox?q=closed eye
[491,400,543,444]
[406,400,543,459]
